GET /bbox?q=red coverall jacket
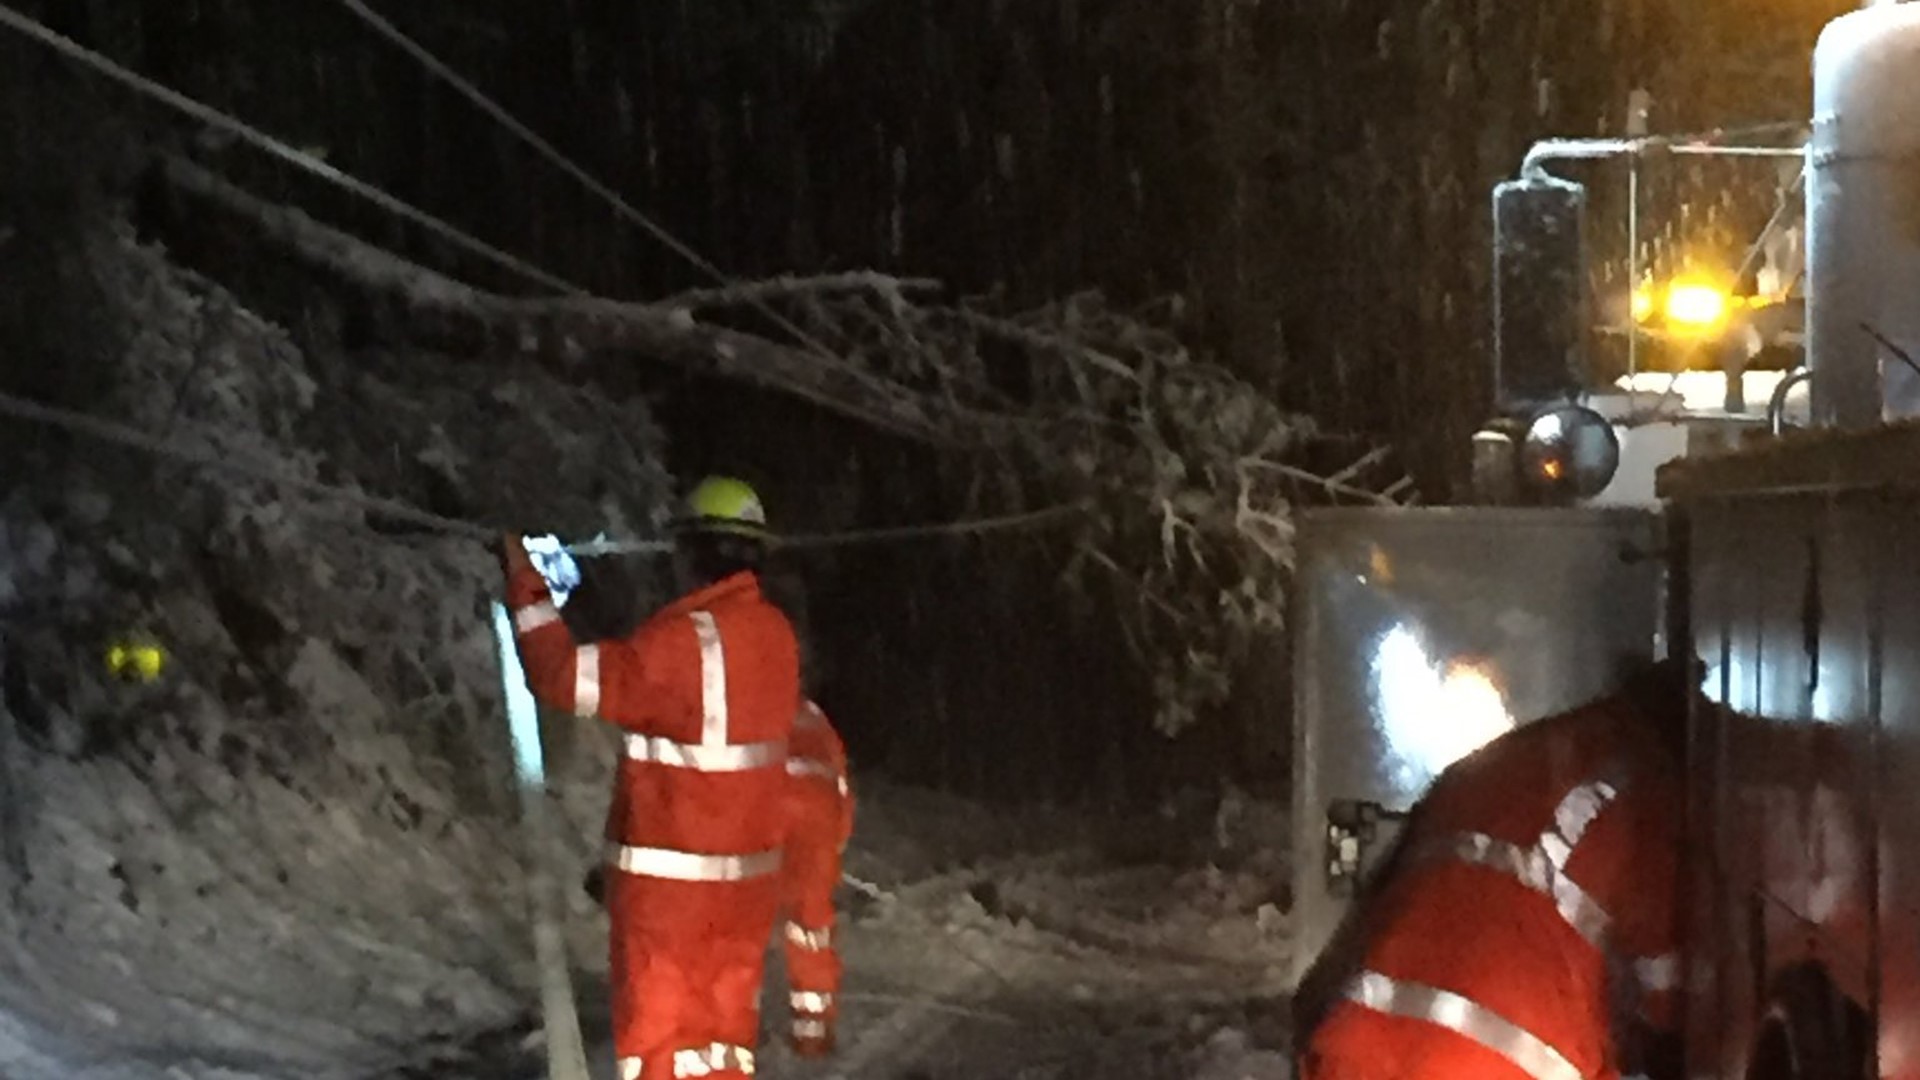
[780,700,854,1054]
[1301,694,1682,1080]
[506,545,800,1080]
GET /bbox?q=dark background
[3,0,1849,803]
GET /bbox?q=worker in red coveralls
[779,697,854,1057]
[502,476,800,1080]
[1294,660,1689,1080]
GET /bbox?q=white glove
[520,534,581,606]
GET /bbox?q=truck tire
[1745,963,1869,1080]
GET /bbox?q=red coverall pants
[779,775,851,1053]
[610,874,781,1079]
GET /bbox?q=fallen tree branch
[953,309,1141,383]
[159,154,1412,739]
[162,156,1021,448]
[1239,458,1398,506]
[655,271,942,312]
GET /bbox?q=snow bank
[0,217,674,1077]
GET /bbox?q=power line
[562,502,1090,557]
[0,389,1081,555]
[786,502,1088,548]
[0,1,584,296]
[328,0,862,366]
[0,388,507,543]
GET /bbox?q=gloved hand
[519,533,581,604]
[582,865,607,908]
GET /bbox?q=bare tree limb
[161,156,1019,448]
[655,272,942,312]
[158,153,1411,739]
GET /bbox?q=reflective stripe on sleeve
[791,991,834,1015]
[607,843,781,882]
[514,600,561,633]
[690,612,729,745]
[787,756,839,782]
[619,1058,644,1080]
[786,921,832,951]
[1438,832,1611,946]
[673,1043,755,1077]
[1539,770,1626,869]
[1346,971,1584,1080]
[625,733,783,772]
[574,643,601,718]
[793,1018,830,1040]
[1429,758,1631,947]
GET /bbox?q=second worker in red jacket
[780,697,854,1058]
[1294,661,1688,1080]
[503,476,800,1080]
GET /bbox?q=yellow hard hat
[682,475,769,539]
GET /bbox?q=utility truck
[1291,6,1920,1078]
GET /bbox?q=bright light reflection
[1664,282,1729,332]
[1373,625,1516,791]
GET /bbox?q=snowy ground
[408,780,1297,1080]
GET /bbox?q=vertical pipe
[1628,155,1641,380]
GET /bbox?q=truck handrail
[1768,367,1812,436]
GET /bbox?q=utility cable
[0,1,585,296]
[561,502,1090,557]
[0,389,1081,554]
[327,0,863,367]
[0,388,509,542]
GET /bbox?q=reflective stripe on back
[575,643,601,717]
[689,612,728,746]
[606,843,781,882]
[625,732,782,772]
[1346,971,1586,1080]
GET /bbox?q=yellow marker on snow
[106,639,167,682]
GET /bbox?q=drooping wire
[0,2,585,297]
[0,388,512,544]
[326,0,863,365]
[0,389,1082,554]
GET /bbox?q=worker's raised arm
[501,533,606,718]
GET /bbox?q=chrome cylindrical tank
[1808,3,1920,428]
